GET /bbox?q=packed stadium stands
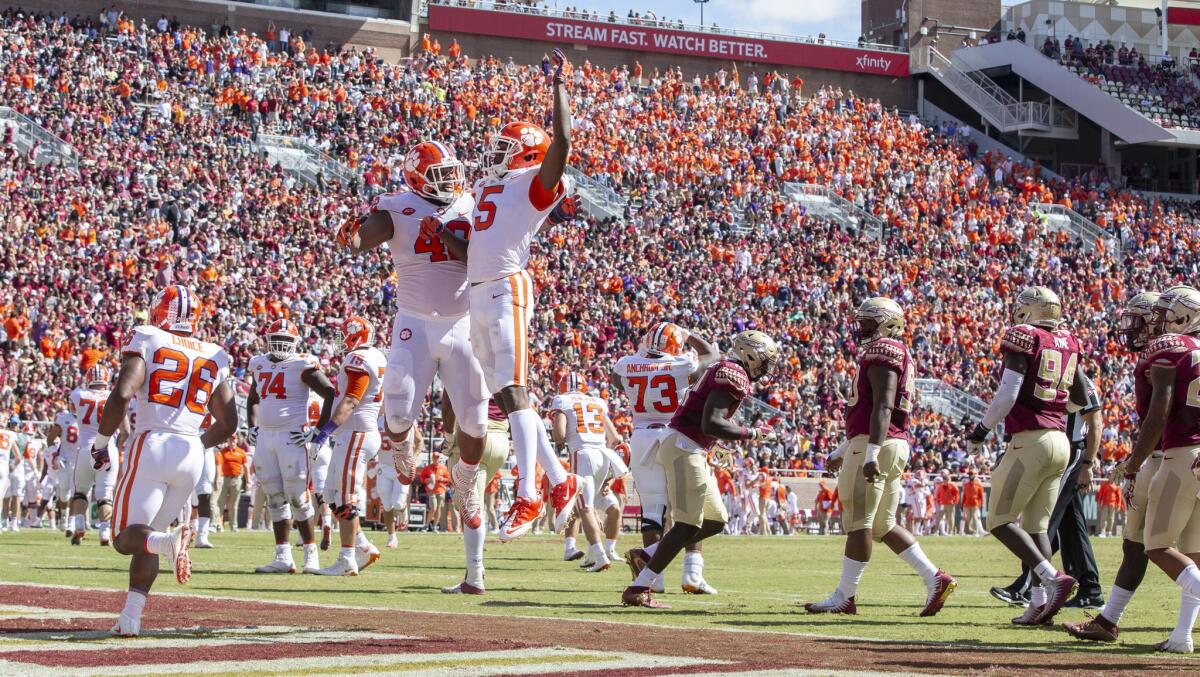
[0,5,1194,494]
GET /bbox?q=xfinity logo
[856,54,892,71]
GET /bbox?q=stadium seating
[1056,37,1200,129]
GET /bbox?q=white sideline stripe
[0,646,725,676]
[0,604,112,620]
[0,627,410,653]
[0,582,1190,660]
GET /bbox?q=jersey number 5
[414,219,471,262]
[473,185,505,231]
[148,347,218,414]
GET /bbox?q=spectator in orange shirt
[419,452,451,532]
[216,441,249,532]
[1096,477,1123,537]
[815,480,836,535]
[961,472,986,536]
[934,471,961,535]
[485,469,502,531]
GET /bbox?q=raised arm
[538,48,572,193]
[336,210,394,254]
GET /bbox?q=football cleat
[989,585,1029,607]
[173,526,192,585]
[1155,637,1195,654]
[1063,614,1119,642]
[393,432,417,485]
[64,528,72,538]
[622,586,670,609]
[563,549,585,562]
[550,475,581,533]
[919,570,957,617]
[585,559,611,573]
[111,612,141,638]
[451,461,482,530]
[194,533,214,549]
[1012,604,1051,626]
[804,592,857,615]
[681,580,719,595]
[606,549,624,564]
[320,524,331,551]
[386,533,399,549]
[71,530,84,546]
[255,556,297,574]
[99,526,111,546]
[356,543,381,572]
[302,549,322,575]
[498,497,544,542]
[441,580,486,595]
[314,556,358,576]
[1035,572,1078,624]
[624,547,650,580]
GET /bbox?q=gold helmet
[730,330,779,381]
[1013,286,1062,328]
[855,297,905,341]
[1117,291,1160,352]
[1154,285,1200,336]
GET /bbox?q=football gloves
[418,215,445,240]
[246,426,258,446]
[91,445,110,471]
[336,215,362,247]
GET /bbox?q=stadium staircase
[912,46,1077,139]
[0,106,79,168]
[914,378,987,426]
[783,183,883,240]
[565,166,627,220]
[1030,202,1111,252]
[254,134,355,188]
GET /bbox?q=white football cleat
[111,612,141,637]
[681,579,719,595]
[302,549,322,574]
[585,557,611,573]
[194,536,214,549]
[255,556,297,574]
[1156,637,1195,654]
[606,549,624,564]
[99,525,111,546]
[563,549,585,562]
[314,556,358,576]
[355,543,381,572]
[386,533,399,549]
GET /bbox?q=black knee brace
[72,493,89,503]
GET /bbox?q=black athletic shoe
[990,585,1030,607]
[1064,594,1105,610]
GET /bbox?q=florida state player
[804,298,955,616]
[246,319,335,574]
[299,316,386,576]
[967,286,1089,626]
[612,322,718,593]
[94,285,238,636]
[335,141,492,537]
[623,330,778,608]
[425,48,580,542]
[1113,286,1200,653]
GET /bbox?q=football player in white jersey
[335,141,493,538]
[305,393,334,549]
[550,373,627,572]
[90,285,238,637]
[246,319,335,575]
[46,408,78,538]
[22,433,45,528]
[373,416,410,549]
[424,48,580,542]
[299,316,387,577]
[58,365,127,545]
[190,415,219,548]
[612,322,719,594]
[0,425,23,531]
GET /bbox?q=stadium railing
[914,378,987,425]
[255,133,354,188]
[1031,202,1113,252]
[0,106,79,169]
[565,166,627,220]
[783,183,884,241]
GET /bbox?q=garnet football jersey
[844,338,916,440]
[613,352,698,428]
[376,188,475,317]
[999,324,1081,435]
[550,392,609,451]
[122,326,232,436]
[1140,333,1200,449]
[335,346,386,432]
[466,166,574,284]
[248,352,321,429]
[670,358,751,451]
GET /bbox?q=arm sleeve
[981,368,1025,430]
[343,371,370,400]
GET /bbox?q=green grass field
[0,528,1193,656]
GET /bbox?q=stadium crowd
[0,7,1191,523]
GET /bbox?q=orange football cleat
[550,474,580,533]
[498,497,544,543]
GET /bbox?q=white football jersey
[466,166,574,284]
[550,392,609,451]
[376,189,475,317]
[122,326,232,436]
[24,437,45,470]
[248,352,321,429]
[54,410,78,459]
[335,346,386,432]
[613,352,698,428]
[0,429,16,467]
[69,387,111,446]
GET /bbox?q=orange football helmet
[265,318,300,358]
[336,316,375,353]
[557,371,586,394]
[638,322,688,357]
[482,121,550,178]
[403,141,465,202]
[149,285,200,335]
[85,364,111,388]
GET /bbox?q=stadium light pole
[694,0,710,28]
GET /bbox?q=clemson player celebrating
[92,285,239,637]
[426,48,579,542]
[967,286,1089,626]
[246,319,335,575]
[803,298,955,617]
[301,317,387,577]
[336,141,492,536]
[612,322,719,593]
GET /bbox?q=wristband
[312,420,337,446]
[92,433,111,451]
[969,423,991,442]
[865,443,881,465]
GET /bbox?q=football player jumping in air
[622,330,778,609]
[804,298,956,616]
[424,47,581,542]
[966,287,1090,627]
